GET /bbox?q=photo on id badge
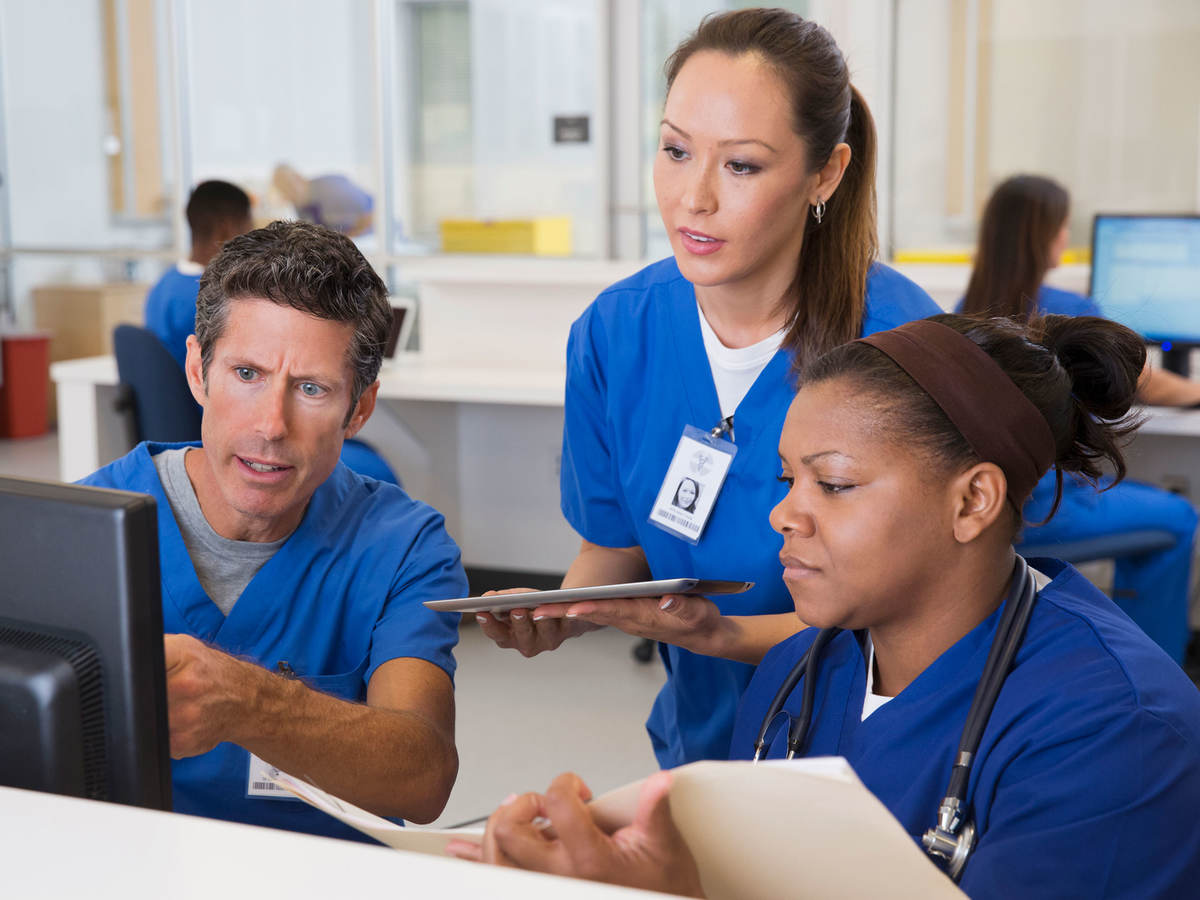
[649,426,735,544]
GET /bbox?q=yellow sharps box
[439,217,572,256]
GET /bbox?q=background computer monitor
[0,476,171,810]
[383,298,416,359]
[1090,213,1200,375]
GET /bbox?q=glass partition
[185,0,378,246]
[395,0,602,257]
[892,0,1200,258]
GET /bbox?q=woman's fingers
[475,608,584,657]
[444,838,484,861]
[564,594,716,638]
[482,792,565,872]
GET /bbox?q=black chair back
[113,325,202,444]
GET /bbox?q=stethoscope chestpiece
[922,818,976,881]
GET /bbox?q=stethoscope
[751,555,1039,882]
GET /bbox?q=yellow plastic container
[439,216,572,256]
[892,248,972,264]
[892,246,1091,265]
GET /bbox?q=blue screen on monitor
[1091,215,1200,343]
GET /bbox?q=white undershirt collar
[860,563,1052,721]
[696,303,785,420]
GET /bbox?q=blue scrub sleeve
[559,307,639,548]
[959,694,1200,897]
[366,512,465,684]
[166,289,197,361]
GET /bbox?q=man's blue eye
[299,383,322,397]
[235,367,255,381]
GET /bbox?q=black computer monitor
[1090,214,1200,375]
[0,476,171,810]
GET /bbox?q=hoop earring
[812,200,825,224]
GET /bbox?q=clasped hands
[446,770,704,898]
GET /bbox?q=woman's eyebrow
[660,118,776,153]
[800,450,853,465]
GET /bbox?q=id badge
[647,424,737,545]
[246,752,300,801]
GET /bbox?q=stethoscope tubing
[940,556,1036,812]
[752,554,1039,880]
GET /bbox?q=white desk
[49,356,566,475]
[50,351,1200,576]
[50,354,580,573]
[0,785,662,900]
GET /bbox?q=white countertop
[50,355,567,407]
[0,785,663,900]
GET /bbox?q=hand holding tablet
[424,578,753,615]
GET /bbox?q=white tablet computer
[423,578,754,614]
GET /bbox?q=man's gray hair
[195,220,390,425]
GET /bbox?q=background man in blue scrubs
[84,221,465,840]
[144,180,253,369]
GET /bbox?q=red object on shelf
[0,333,51,438]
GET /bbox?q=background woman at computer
[476,7,938,769]
[960,173,1200,406]
[960,174,1198,663]
[452,315,1200,898]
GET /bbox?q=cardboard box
[32,282,147,423]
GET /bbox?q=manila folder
[271,757,965,899]
[666,757,966,899]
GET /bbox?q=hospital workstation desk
[0,784,662,900]
[46,258,1197,573]
[50,255,643,577]
[48,351,1200,577]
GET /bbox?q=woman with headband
[961,174,1198,663]
[477,7,938,770]
[453,314,1200,898]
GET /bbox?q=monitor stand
[1160,343,1193,378]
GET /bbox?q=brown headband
[857,319,1056,507]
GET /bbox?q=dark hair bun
[1035,314,1144,422]
[1029,314,1145,483]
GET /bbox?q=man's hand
[162,635,455,821]
[163,633,266,758]
[447,771,705,898]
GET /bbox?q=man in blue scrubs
[84,221,465,840]
[144,180,253,369]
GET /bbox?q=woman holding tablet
[456,314,1200,898]
[477,8,938,768]
[960,174,1198,662]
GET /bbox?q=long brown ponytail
[962,174,1070,320]
[665,8,878,366]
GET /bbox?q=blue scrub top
[731,559,1200,898]
[82,442,465,840]
[560,257,940,767]
[144,266,203,369]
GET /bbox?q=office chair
[113,324,202,443]
[112,324,400,486]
